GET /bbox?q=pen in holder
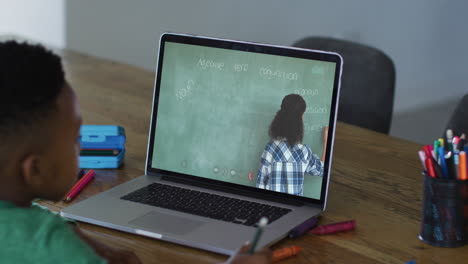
[419,172,468,247]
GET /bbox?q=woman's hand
[321,126,329,162]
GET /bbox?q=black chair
[445,93,468,136]
[293,37,396,134]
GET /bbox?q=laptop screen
[148,34,341,203]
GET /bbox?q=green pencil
[434,140,440,160]
[248,217,268,254]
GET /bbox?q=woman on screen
[256,94,327,196]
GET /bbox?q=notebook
[61,33,343,255]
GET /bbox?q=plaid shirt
[256,139,323,196]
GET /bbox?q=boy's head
[0,41,82,204]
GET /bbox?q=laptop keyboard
[120,183,291,226]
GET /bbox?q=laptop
[61,33,343,255]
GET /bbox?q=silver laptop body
[61,33,343,255]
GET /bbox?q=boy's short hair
[0,41,65,165]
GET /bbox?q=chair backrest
[293,37,396,134]
[445,93,468,137]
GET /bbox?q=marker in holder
[419,172,468,247]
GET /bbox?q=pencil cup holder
[419,173,468,247]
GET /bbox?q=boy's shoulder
[0,200,105,264]
[0,200,68,234]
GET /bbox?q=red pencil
[422,145,433,160]
[64,170,90,198]
[425,158,437,178]
[310,220,356,235]
[64,169,95,202]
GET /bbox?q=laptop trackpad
[129,211,204,235]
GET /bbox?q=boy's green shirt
[0,200,106,264]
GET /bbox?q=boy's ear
[21,154,46,188]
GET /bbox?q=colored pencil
[272,246,302,263]
[310,220,356,235]
[66,169,92,196]
[418,151,426,170]
[288,217,319,238]
[459,151,467,180]
[64,169,95,202]
[248,217,268,254]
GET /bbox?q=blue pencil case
[79,125,126,169]
[79,125,126,149]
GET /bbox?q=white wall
[65,0,468,115]
[0,0,65,48]
[1,0,466,143]
[64,0,468,143]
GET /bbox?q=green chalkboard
[152,42,336,199]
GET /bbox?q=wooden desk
[40,49,468,264]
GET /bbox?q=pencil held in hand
[248,217,268,254]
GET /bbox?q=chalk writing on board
[294,89,319,97]
[233,63,249,72]
[259,66,298,81]
[175,79,195,101]
[303,123,323,134]
[198,58,224,70]
[305,106,328,114]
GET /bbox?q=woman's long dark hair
[269,94,306,146]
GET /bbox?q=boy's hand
[224,242,272,264]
